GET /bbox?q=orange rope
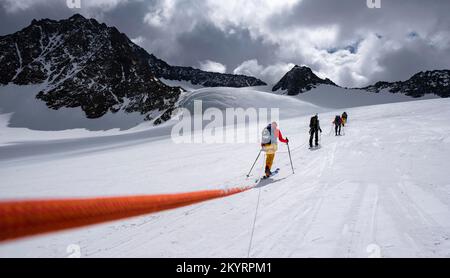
[0,186,252,242]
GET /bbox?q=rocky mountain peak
[0,14,182,123]
[272,65,338,95]
[69,13,86,21]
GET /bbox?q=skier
[342,112,348,126]
[309,114,322,148]
[261,122,289,178]
[333,115,343,136]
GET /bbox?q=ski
[309,145,322,151]
[261,168,280,180]
[254,168,280,183]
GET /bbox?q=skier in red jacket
[261,122,289,177]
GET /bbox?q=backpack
[261,125,272,145]
[310,116,318,129]
[335,115,341,125]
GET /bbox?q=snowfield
[0,85,449,258]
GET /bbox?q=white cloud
[205,0,299,37]
[131,36,146,46]
[1,0,46,13]
[233,59,295,84]
[233,60,263,77]
[143,0,175,27]
[199,60,227,73]
[82,0,132,10]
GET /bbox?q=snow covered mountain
[0,14,184,124]
[147,54,266,87]
[272,65,338,95]
[0,14,265,125]
[362,70,450,98]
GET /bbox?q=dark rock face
[146,54,266,87]
[0,14,182,123]
[362,70,450,98]
[272,65,337,95]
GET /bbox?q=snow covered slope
[180,86,324,119]
[0,98,449,258]
[286,84,438,109]
[0,78,435,135]
[0,84,149,131]
[0,85,320,145]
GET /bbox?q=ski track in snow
[0,93,449,257]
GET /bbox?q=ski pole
[287,142,295,174]
[246,150,262,177]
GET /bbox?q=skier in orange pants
[260,122,289,177]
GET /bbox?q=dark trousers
[309,129,319,147]
[335,124,341,135]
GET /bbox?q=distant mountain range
[273,65,450,98]
[0,14,265,124]
[147,54,265,88]
[361,70,450,98]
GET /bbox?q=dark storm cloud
[0,1,72,35]
[372,37,450,83]
[273,0,450,41]
[97,1,153,40]
[173,24,277,69]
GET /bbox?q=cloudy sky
[1,0,449,87]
